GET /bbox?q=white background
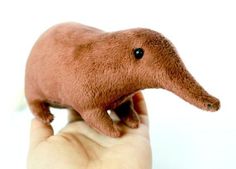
[0,0,235,169]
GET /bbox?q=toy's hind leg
[29,100,54,124]
[114,99,140,128]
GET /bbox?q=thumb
[29,118,54,149]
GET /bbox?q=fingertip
[29,118,54,149]
[31,118,45,127]
[31,118,53,132]
[132,91,148,116]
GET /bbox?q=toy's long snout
[161,64,220,112]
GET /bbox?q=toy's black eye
[133,48,144,59]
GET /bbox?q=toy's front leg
[114,99,140,128]
[79,108,121,137]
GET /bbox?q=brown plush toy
[25,22,220,137]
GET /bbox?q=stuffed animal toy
[25,22,220,137]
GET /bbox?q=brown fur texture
[25,22,220,137]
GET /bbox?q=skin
[25,22,220,137]
[27,92,152,169]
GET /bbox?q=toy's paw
[29,101,54,124]
[37,112,54,124]
[91,121,121,138]
[107,124,121,137]
[124,117,139,128]
[80,109,122,138]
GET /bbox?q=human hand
[27,92,152,169]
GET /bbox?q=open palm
[27,92,152,169]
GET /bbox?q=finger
[132,91,148,115]
[29,118,54,149]
[132,91,149,126]
[67,109,83,123]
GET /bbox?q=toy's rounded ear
[133,48,144,59]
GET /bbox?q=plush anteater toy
[25,22,220,137]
